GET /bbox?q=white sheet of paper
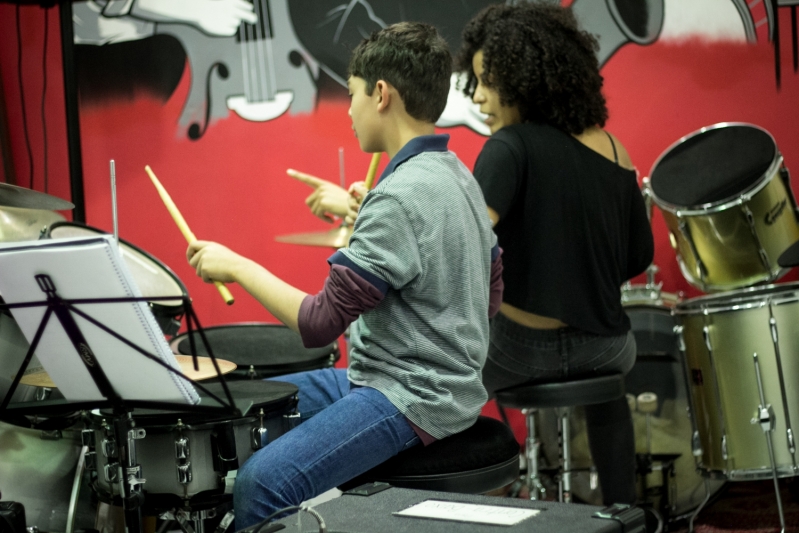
[393,500,540,526]
[0,236,198,404]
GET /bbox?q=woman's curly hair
[456,3,608,135]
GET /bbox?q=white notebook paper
[0,235,198,404]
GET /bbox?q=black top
[473,122,654,336]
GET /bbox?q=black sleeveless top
[473,122,654,336]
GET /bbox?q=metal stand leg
[523,408,546,500]
[688,477,711,533]
[559,407,572,503]
[751,353,787,533]
[65,445,88,533]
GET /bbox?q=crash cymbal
[17,355,237,388]
[0,207,65,241]
[778,239,799,267]
[0,182,74,210]
[275,224,352,248]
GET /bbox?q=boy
[188,22,502,527]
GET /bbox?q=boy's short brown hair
[348,22,452,123]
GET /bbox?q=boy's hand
[187,241,248,284]
[344,181,368,226]
[287,169,350,223]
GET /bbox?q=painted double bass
[158,0,318,140]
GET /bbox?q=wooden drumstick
[364,152,381,190]
[144,165,235,306]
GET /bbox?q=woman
[456,3,654,504]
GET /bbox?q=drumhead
[650,123,776,208]
[47,222,186,306]
[675,281,799,314]
[171,323,339,369]
[94,380,298,426]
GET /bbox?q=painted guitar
[158,0,318,140]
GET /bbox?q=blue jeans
[482,312,637,504]
[233,368,420,528]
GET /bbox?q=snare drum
[170,323,339,379]
[541,287,725,520]
[650,123,799,292]
[89,380,298,512]
[675,283,799,480]
[46,222,188,336]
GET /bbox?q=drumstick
[364,152,381,190]
[144,165,235,306]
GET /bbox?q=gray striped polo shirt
[330,134,497,439]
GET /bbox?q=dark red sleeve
[489,247,504,318]
[297,264,385,348]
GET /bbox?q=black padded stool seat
[495,373,625,409]
[494,374,626,503]
[339,416,519,494]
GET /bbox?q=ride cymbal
[275,224,352,248]
[0,183,74,210]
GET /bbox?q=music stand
[0,235,241,533]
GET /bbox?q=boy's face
[348,76,381,153]
[471,50,521,134]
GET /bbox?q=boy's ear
[375,80,391,112]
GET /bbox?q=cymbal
[0,182,74,210]
[275,224,352,248]
[779,239,799,268]
[0,207,65,241]
[17,355,237,388]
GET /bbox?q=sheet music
[0,236,198,404]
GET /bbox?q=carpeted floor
[672,479,799,533]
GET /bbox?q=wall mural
[75,0,794,139]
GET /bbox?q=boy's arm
[188,241,306,331]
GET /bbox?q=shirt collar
[379,134,450,182]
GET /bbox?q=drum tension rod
[751,352,787,533]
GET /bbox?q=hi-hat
[17,355,237,388]
[778,239,799,267]
[0,207,65,241]
[0,182,74,210]
[275,224,352,248]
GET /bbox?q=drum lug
[174,420,193,485]
[177,462,193,485]
[250,427,268,451]
[284,411,301,431]
[248,365,257,379]
[81,428,95,447]
[102,437,118,459]
[692,431,703,457]
[721,435,729,461]
[769,317,779,344]
[104,463,119,484]
[788,428,796,455]
[742,205,772,272]
[175,436,191,460]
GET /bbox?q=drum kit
[0,181,340,533]
[537,122,799,531]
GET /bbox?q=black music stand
[0,236,242,533]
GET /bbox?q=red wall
[2,4,799,437]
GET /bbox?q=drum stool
[339,416,519,494]
[495,374,625,503]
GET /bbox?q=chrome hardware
[81,429,95,447]
[284,411,301,430]
[770,317,779,344]
[103,464,118,484]
[177,462,193,485]
[251,427,268,451]
[692,430,703,457]
[721,435,728,461]
[102,438,117,459]
[175,436,190,460]
[84,451,97,471]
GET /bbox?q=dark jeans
[482,312,637,505]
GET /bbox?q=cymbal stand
[110,160,119,245]
[751,352,787,533]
